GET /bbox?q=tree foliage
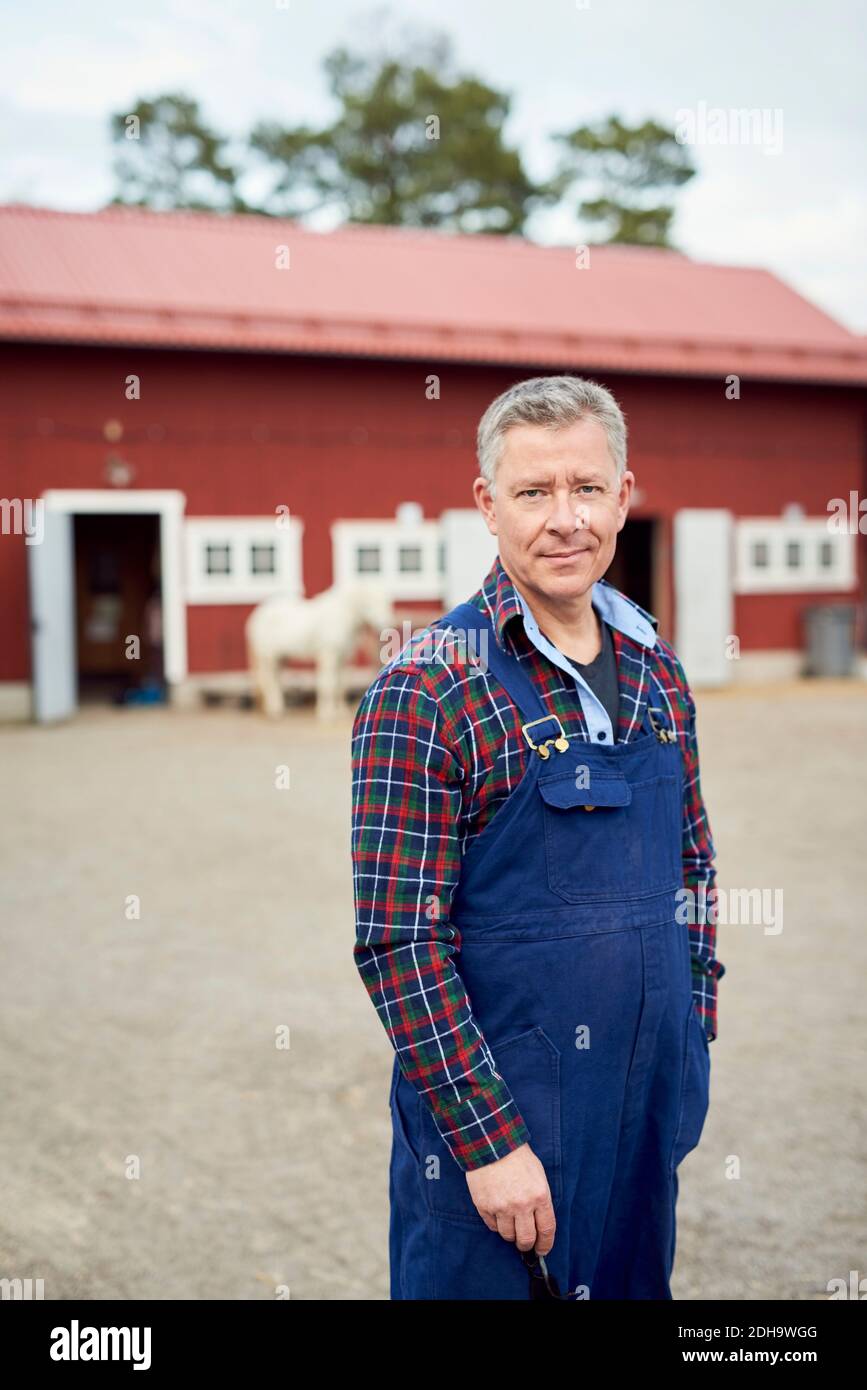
[108,45,695,245]
[551,115,696,247]
[109,93,251,213]
[249,33,549,232]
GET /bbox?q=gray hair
[477,375,628,495]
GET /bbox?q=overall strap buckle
[648,707,677,743]
[522,715,569,759]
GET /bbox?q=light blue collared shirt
[513,579,658,745]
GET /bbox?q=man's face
[473,417,634,605]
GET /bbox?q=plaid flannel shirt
[350,556,724,1172]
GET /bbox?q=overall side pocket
[671,1002,711,1170]
[389,1056,428,1216]
[417,1026,563,1228]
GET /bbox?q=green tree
[109,93,251,213]
[249,32,551,233]
[106,58,695,244]
[551,115,696,247]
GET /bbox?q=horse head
[342,580,395,641]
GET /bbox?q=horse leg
[315,646,341,722]
[257,653,285,718]
[247,636,265,714]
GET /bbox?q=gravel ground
[1,682,865,1301]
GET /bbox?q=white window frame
[734,518,855,593]
[184,516,304,603]
[42,488,187,684]
[332,519,444,598]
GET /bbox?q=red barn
[0,202,865,720]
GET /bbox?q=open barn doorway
[74,512,163,705]
[28,490,187,722]
[602,516,669,635]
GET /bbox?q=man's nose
[547,494,584,535]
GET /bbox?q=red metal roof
[0,202,864,384]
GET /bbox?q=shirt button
[596,731,607,741]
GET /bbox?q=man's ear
[615,470,635,531]
[473,476,498,536]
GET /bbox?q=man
[350,375,724,1300]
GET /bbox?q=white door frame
[41,489,188,685]
[674,508,734,687]
[29,508,77,721]
[440,508,499,610]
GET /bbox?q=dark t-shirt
[564,618,619,731]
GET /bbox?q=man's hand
[464,1143,556,1254]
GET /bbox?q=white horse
[245,580,395,720]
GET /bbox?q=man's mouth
[541,548,591,559]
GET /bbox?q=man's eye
[517,486,598,498]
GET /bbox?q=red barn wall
[0,342,864,680]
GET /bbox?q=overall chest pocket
[416,1026,563,1228]
[539,768,682,903]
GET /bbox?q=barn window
[250,543,276,575]
[185,516,304,604]
[356,546,381,573]
[734,518,855,594]
[206,544,232,575]
[333,519,445,600]
[398,546,422,572]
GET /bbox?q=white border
[734,517,856,593]
[331,518,443,598]
[184,516,304,603]
[42,489,188,682]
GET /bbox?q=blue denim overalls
[388,602,711,1299]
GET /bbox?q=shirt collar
[480,555,658,650]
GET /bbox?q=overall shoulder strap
[436,601,552,728]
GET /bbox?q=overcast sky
[1,0,864,330]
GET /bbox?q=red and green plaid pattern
[351,556,724,1171]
